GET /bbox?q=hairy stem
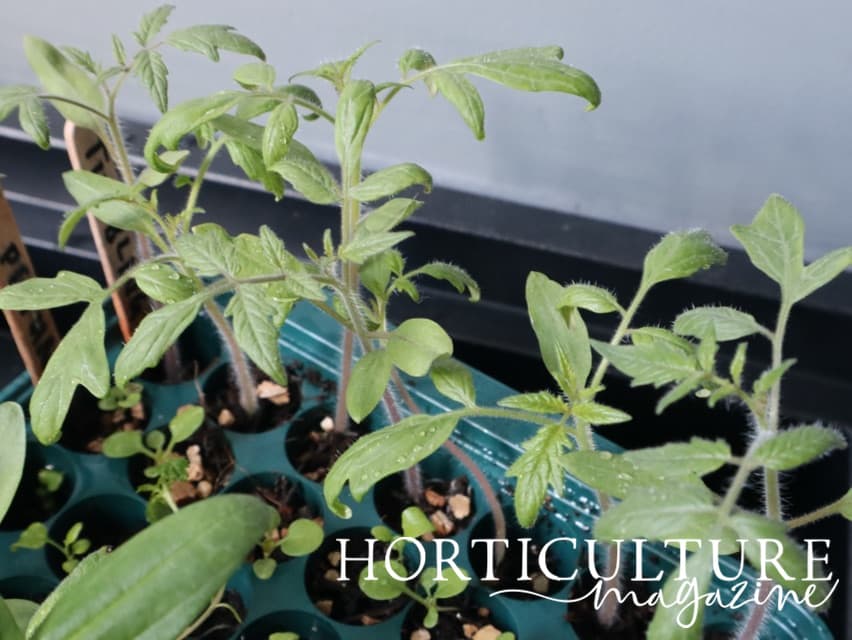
[736,581,773,640]
[786,496,846,530]
[763,298,792,521]
[334,328,354,433]
[205,300,258,416]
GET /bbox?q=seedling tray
[0,302,832,639]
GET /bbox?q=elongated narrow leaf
[30,304,109,444]
[63,170,129,205]
[135,5,175,45]
[731,195,804,294]
[560,283,623,314]
[230,286,286,385]
[498,391,568,414]
[134,50,168,113]
[387,318,453,377]
[325,413,460,518]
[623,438,731,477]
[359,198,421,234]
[571,401,631,425]
[262,103,298,166]
[334,80,375,168]
[592,340,700,387]
[114,296,203,386]
[28,495,277,640]
[794,246,852,302]
[408,261,480,302]
[134,264,196,304]
[641,230,727,289]
[429,357,475,407]
[18,97,50,149]
[169,405,205,444]
[0,271,101,309]
[23,36,104,130]
[752,425,846,471]
[506,424,571,526]
[270,140,340,204]
[166,25,265,61]
[350,163,432,202]
[224,138,285,199]
[0,403,25,524]
[752,359,796,394]
[233,62,276,89]
[340,229,413,264]
[432,71,485,140]
[346,349,393,423]
[673,306,765,341]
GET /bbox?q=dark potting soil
[565,571,735,639]
[305,533,406,625]
[286,406,367,482]
[46,517,140,578]
[185,589,246,640]
[206,365,302,434]
[0,462,72,531]
[375,474,475,538]
[59,388,148,454]
[401,594,512,640]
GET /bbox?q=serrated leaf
[262,103,298,166]
[0,85,39,120]
[592,339,700,388]
[346,349,392,423]
[358,198,422,234]
[401,506,435,539]
[114,296,203,386]
[324,413,459,518]
[794,246,852,302]
[526,272,591,396]
[166,25,265,62]
[18,97,50,149]
[230,286,287,385]
[358,561,407,600]
[753,359,796,394]
[432,71,485,140]
[30,304,109,444]
[350,163,432,202]
[641,230,727,289]
[673,306,765,341]
[646,545,713,639]
[102,430,146,458]
[752,425,846,471]
[498,391,568,414]
[279,518,323,556]
[623,438,731,477]
[270,140,340,204]
[408,261,480,302]
[135,50,168,113]
[24,36,104,130]
[135,5,175,45]
[233,62,276,89]
[572,401,631,425]
[0,271,101,309]
[360,250,403,299]
[560,283,623,314]
[562,451,654,500]
[506,424,571,526]
[134,263,196,304]
[340,229,413,264]
[429,357,476,407]
[731,195,804,294]
[175,224,235,277]
[0,403,25,525]
[387,318,453,377]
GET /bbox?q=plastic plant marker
[0,183,61,382]
[64,122,149,341]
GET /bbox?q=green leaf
[571,401,631,425]
[279,518,323,556]
[673,306,765,341]
[595,484,716,542]
[753,359,796,394]
[18,97,50,149]
[63,170,129,205]
[135,5,175,45]
[0,403,25,525]
[114,296,203,387]
[134,50,169,113]
[401,506,435,539]
[423,607,439,629]
[623,438,731,477]
[23,36,104,130]
[340,229,414,264]
[641,230,726,289]
[498,391,568,414]
[0,271,101,310]
[655,374,703,414]
[7,599,37,637]
[646,545,713,639]
[387,318,453,377]
[64,522,83,546]
[169,405,205,444]
[731,195,804,293]
[270,140,340,205]
[525,272,592,396]
[134,263,196,304]
[175,224,235,277]
[431,72,486,139]
[223,137,285,200]
[429,357,476,407]
[794,246,852,302]
[166,25,265,62]
[419,566,470,599]
[506,424,571,527]
[346,349,393,423]
[11,522,48,550]
[560,283,623,314]
[408,262,480,302]
[0,597,25,640]
[324,413,460,518]
[351,164,432,202]
[101,430,146,458]
[234,62,276,89]
[28,495,277,640]
[30,304,109,444]
[730,513,828,600]
[252,558,276,580]
[359,198,422,234]
[729,342,748,387]
[359,561,407,600]
[562,451,654,500]
[262,103,298,166]
[269,634,299,640]
[838,489,852,520]
[591,339,700,387]
[335,80,375,168]
[371,525,396,543]
[230,286,287,385]
[752,425,846,471]
[0,85,39,120]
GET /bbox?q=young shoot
[97,381,143,412]
[252,517,323,580]
[11,521,91,574]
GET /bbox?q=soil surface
[59,389,148,454]
[0,462,72,531]
[186,589,246,640]
[375,474,475,538]
[402,594,513,640]
[286,406,367,482]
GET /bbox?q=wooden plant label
[64,121,148,341]
[0,185,61,382]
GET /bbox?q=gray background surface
[2,0,850,257]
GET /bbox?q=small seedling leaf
[387,318,453,377]
[279,518,323,557]
[359,561,408,601]
[498,391,568,414]
[560,283,623,314]
[252,558,276,580]
[401,506,434,539]
[169,405,205,444]
[429,357,476,407]
[571,401,631,425]
[751,425,846,471]
[350,163,432,202]
[102,430,146,458]
[12,523,48,550]
[752,359,796,395]
[641,230,726,290]
[345,349,393,423]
